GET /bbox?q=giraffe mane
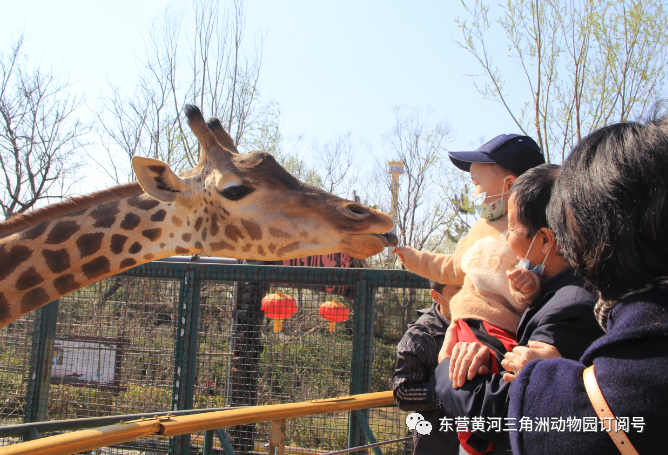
[0,182,144,239]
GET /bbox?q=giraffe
[0,105,397,329]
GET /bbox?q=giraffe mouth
[371,231,399,247]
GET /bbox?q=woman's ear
[539,227,556,254]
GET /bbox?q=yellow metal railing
[0,391,395,455]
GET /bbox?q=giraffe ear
[132,157,187,203]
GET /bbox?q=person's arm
[508,358,615,454]
[393,247,465,285]
[426,358,512,442]
[393,326,440,411]
[526,289,604,361]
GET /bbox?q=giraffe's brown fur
[0,105,397,329]
[0,182,143,239]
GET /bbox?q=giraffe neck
[0,191,324,328]
[0,193,196,327]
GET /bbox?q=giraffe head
[131,105,397,260]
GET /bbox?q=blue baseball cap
[448,134,545,176]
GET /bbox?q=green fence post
[203,429,214,455]
[169,269,201,455]
[348,275,369,452]
[215,428,237,455]
[24,299,59,438]
[352,409,384,455]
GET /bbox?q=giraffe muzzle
[374,231,399,247]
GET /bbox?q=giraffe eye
[220,185,254,201]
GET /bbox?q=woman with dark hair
[508,114,668,454]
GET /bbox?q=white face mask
[473,177,509,221]
[516,232,552,277]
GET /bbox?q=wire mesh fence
[0,261,432,454]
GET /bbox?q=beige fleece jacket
[402,215,534,335]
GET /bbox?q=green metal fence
[0,261,432,455]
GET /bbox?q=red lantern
[319,300,350,333]
[261,291,297,332]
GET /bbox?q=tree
[367,107,470,261]
[0,35,89,219]
[94,0,278,183]
[457,0,668,162]
[364,107,472,332]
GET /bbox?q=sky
[2,0,524,193]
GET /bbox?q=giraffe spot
[197,177,201,183]
[127,195,161,211]
[90,201,120,228]
[187,218,191,226]
[151,210,167,222]
[169,233,175,238]
[195,241,203,250]
[172,216,183,227]
[225,224,244,242]
[21,288,50,314]
[143,253,154,261]
[82,256,111,279]
[22,221,49,240]
[110,234,128,254]
[45,220,80,244]
[0,245,33,281]
[269,227,290,239]
[120,258,137,269]
[148,165,165,175]
[182,233,192,242]
[203,207,209,214]
[42,249,70,274]
[268,244,276,254]
[120,213,141,230]
[242,243,252,252]
[257,245,266,256]
[210,214,220,236]
[76,232,105,258]
[300,231,309,239]
[241,219,262,240]
[202,228,207,242]
[0,292,11,325]
[277,242,301,257]
[194,217,203,231]
[16,267,44,291]
[175,246,190,254]
[128,242,142,254]
[210,240,234,252]
[159,243,166,249]
[221,206,230,216]
[66,209,85,217]
[53,274,80,295]
[142,228,162,242]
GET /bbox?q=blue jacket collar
[581,288,668,365]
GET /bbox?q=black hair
[429,280,445,294]
[509,164,561,236]
[547,112,668,302]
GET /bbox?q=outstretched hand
[392,246,414,266]
[507,268,538,293]
[501,340,561,383]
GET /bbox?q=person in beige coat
[394,134,545,454]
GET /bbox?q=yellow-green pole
[0,420,161,455]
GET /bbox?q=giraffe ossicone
[0,105,397,329]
